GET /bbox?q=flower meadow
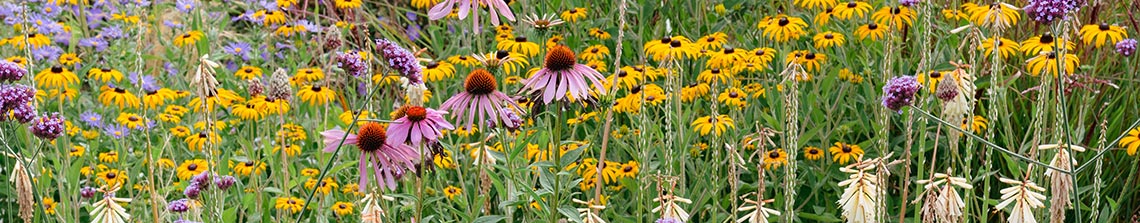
[3,0,1140,222]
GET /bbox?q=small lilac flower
[11,103,37,123]
[99,25,126,39]
[259,0,279,10]
[41,4,62,17]
[376,39,423,84]
[0,3,18,19]
[881,75,921,112]
[164,62,179,77]
[500,108,523,131]
[31,46,64,61]
[223,42,253,61]
[0,84,35,109]
[0,60,26,81]
[656,218,682,223]
[129,73,159,92]
[29,113,65,139]
[80,112,103,128]
[168,198,190,213]
[192,171,212,187]
[898,0,920,7]
[78,37,109,51]
[1023,0,1082,23]
[163,20,184,29]
[80,186,97,198]
[183,183,201,198]
[336,51,368,77]
[214,175,236,190]
[175,0,195,13]
[173,220,202,223]
[406,24,422,41]
[294,19,318,32]
[53,32,72,46]
[1116,38,1137,56]
[103,124,130,139]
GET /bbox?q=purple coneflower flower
[881,75,921,112]
[376,39,423,84]
[1116,38,1137,56]
[386,105,454,147]
[440,69,523,129]
[320,122,419,191]
[0,60,26,81]
[428,0,516,30]
[80,111,103,127]
[521,45,608,104]
[29,113,65,140]
[1023,0,1081,23]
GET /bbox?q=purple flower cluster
[182,171,236,198]
[183,183,202,198]
[168,198,191,213]
[1116,38,1137,56]
[336,51,369,77]
[1023,0,1082,23]
[881,75,921,112]
[214,175,236,190]
[0,60,25,81]
[898,0,920,7]
[1,84,35,123]
[80,186,97,198]
[28,113,65,140]
[376,39,423,84]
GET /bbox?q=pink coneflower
[521,45,607,104]
[427,0,516,30]
[321,122,419,191]
[386,105,454,147]
[440,68,522,129]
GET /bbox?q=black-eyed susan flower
[297,85,337,105]
[260,10,288,26]
[156,113,181,123]
[759,15,808,42]
[815,7,836,26]
[332,202,354,216]
[942,9,968,20]
[475,50,529,74]
[234,66,261,80]
[68,145,85,157]
[681,82,710,102]
[785,51,826,72]
[434,150,457,169]
[560,7,587,22]
[717,87,748,109]
[579,45,610,61]
[99,87,141,109]
[231,102,264,120]
[448,55,480,67]
[605,67,644,90]
[871,6,916,29]
[697,68,735,84]
[423,61,456,82]
[646,36,697,61]
[1025,51,1079,76]
[691,115,734,136]
[763,149,788,169]
[494,24,514,34]
[804,146,824,160]
[695,32,729,51]
[97,169,128,187]
[1020,33,1075,55]
[304,177,339,195]
[796,0,837,9]
[838,68,866,84]
[1120,127,1140,155]
[742,83,766,98]
[545,34,564,48]
[275,197,305,214]
[411,0,439,9]
[294,67,325,83]
[585,60,608,73]
[176,159,209,180]
[165,105,189,116]
[115,113,147,129]
[962,115,988,134]
[813,31,845,48]
[169,126,192,138]
[185,131,221,151]
[87,68,123,83]
[443,186,462,200]
[249,95,291,115]
[588,28,611,39]
[979,37,1020,59]
[98,151,119,163]
[6,56,28,67]
[1079,23,1128,48]
[194,121,229,131]
[48,87,79,101]
[829,142,864,164]
[58,53,82,67]
[964,3,1020,29]
[916,70,950,92]
[174,30,204,47]
[833,1,872,20]
[35,66,79,89]
[498,36,541,57]
[706,47,745,69]
[272,144,302,157]
[854,23,887,41]
[334,0,362,9]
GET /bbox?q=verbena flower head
[898,0,920,7]
[183,182,201,198]
[0,60,26,81]
[214,175,236,190]
[521,45,608,104]
[0,84,34,110]
[427,0,516,31]
[320,122,419,191]
[376,39,423,84]
[168,199,190,213]
[881,75,921,112]
[387,105,454,147]
[29,113,65,140]
[336,51,369,77]
[1116,38,1137,56]
[440,68,523,129]
[10,103,35,123]
[80,186,97,198]
[1023,0,1081,23]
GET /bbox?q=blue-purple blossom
[80,111,103,128]
[376,39,423,84]
[78,37,109,51]
[183,183,201,198]
[336,51,368,77]
[41,4,62,17]
[294,19,318,32]
[31,46,64,61]
[80,186,97,198]
[164,62,179,77]
[173,220,202,223]
[214,175,236,190]
[103,124,130,139]
[168,199,190,213]
[192,171,212,187]
[29,113,65,140]
[128,73,159,92]
[175,0,195,13]
[1116,38,1137,56]
[0,84,35,109]
[656,218,682,223]
[0,60,26,82]
[99,25,126,39]
[881,75,921,112]
[406,24,422,41]
[10,103,36,123]
[1023,0,1082,23]
[223,42,253,61]
[899,0,920,7]
[163,19,184,29]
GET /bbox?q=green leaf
[472,215,506,223]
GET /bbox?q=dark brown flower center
[245,160,255,166]
[182,34,192,38]
[805,53,816,60]
[339,204,347,208]
[544,45,577,71]
[514,36,527,42]
[426,62,439,69]
[809,149,819,154]
[114,88,126,93]
[464,69,497,95]
[769,151,780,158]
[569,9,578,13]
[842,145,852,153]
[867,23,879,30]
[617,70,628,77]
[1040,34,1054,43]
[930,71,941,78]
[669,40,682,48]
[1099,23,1110,31]
[824,34,834,39]
[778,17,789,26]
[244,68,253,73]
[724,47,735,54]
[891,7,900,15]
[106,172,117,179]
[729,92,739,98]
[128,116,139,122]
[310,86,322,91]
[495,50,510,59]
[51,66,63,73]
[659,37,672,44]
[188,164,198,170]
[846,2,856,8]
[356,122,387,152]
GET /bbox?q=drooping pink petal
[457,0,471,19]
[427,0,455,20]
[358,153,370,192]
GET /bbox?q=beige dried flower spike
[574,198,607,223]
[1040,143,1085,223]
[916,170,973,223]
[996,176,1047,223]
[736,197,780,223]
[189,54,221,100]
[360,192,396,223]
[90,185,132,223]
[652,194,692,220]
[9,159,34,222]
[837,164,881,223]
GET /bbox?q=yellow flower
[963,3,1020,29]
[804,146,824,160]
[35,66,79,89]
[785,50,826,73]
[1025,51,1079,76]
[98,151,119,163]
[1079,23,1128,48]
[297,85,337,105]
[58,53,82,66]
[579,45,611,61]
[815,7,836,26]
[443,186,462,200]
[838,68,865,84]
[645,36,697,61]
[681,82,710,102]
[1120,127,1140,155]
[561,7,587,22]
[546,35,564,49]
[185,131,222,151]
[961,115,988,134]
[115,113,147,129]
[942,9,967,20]
[619,161,639,178]
[854,23,887,41]
[165,105,189,116]
[174,30,204,47]
[332,202,354,216]
[495,36,540,58]
[763,149,788,169]
[833,1,872,20]
[6,56,28,67]
[796,0,837,10]
[99,86,140,109]
[97,169,128,187]
[980,37,1020,59]
[691,115,734,136]
[275,197,305,214]
[158,158,176,169]
[304,177,339,195]
[717,87,748,109]
[759,15,808,42]
[234,66,262,80]
[301,168,320,177]
[1020,34,1074,56]
[157,113,182,124]
[813,31,845,49]
[273,144,302,157]
[829,142,864,164]
[697,68,735,84]
[230,159,266,176]
[423,61,456,82]
[169,126,191,138]
[231,102,264,121]
[87,67,124,83]
[69,145,85,157]
[448,55,480,67]
[334,0,362,9]
[260,10,288,26]
[695,32,729,51]
[871,6,915,29]
[42,197,57,215]
[589,28,611,39]
[176,159,209,180]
